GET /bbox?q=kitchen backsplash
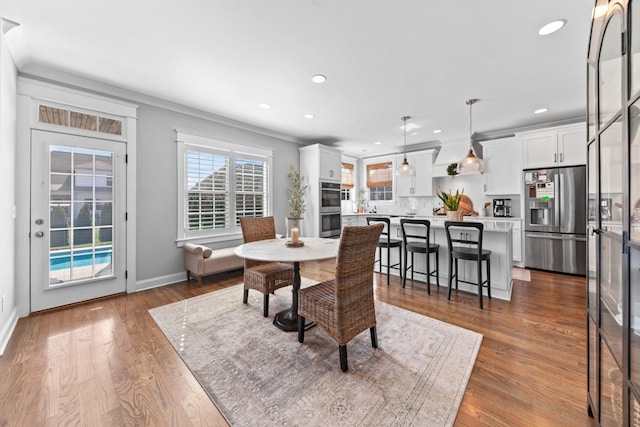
[343,174,522,217]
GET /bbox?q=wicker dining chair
[239,216,294,317]
[297,223,384,372]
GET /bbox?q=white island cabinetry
[387,217,514,301]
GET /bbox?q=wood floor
[0,263,595,427]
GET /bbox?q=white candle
[291,227,299,243]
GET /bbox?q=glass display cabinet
[587,1,640,425]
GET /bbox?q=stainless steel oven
[320,181,341,213]
[320,212,341,238]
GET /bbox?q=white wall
[0,21,18,355]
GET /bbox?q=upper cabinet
[521,124,587,169]
[299,143,342,182]
[395,150,435,197]
[481,137,522,195]
[319,148,342,181]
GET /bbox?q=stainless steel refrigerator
[523,165,586,275]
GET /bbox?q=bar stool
[400,218,440,294]
[444,221,491,309]
[366,217,402,285]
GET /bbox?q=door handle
[34,231,45,238]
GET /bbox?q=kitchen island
[357,215,514,301]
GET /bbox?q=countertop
[341,212,522,221]
[386,217,515,232]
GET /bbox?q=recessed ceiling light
[304,113,315,119]
[534,108,549,114]
[433,129,442,134]
[538,19,566,36]
[311,74,327,84]
[374,141,382,145]
[259,103,271,109]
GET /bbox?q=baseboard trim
[0,308,19,357]
[135,272,186,292]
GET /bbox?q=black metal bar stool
[400,218,440,294]
[444,221,491,309]
[366,217,402,285]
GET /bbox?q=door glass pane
[601,343,623,426]
[631,247,640,390]
[632,0,640,96]
[601,120,623,231]
[588,143,598,317]
[632,98,640,241]
[589,317,599,415]
[589,63,597,140]
[599,13,623,127]
[600,118,623,363]
[49,146,114,285]
[589,0,610,62]
[632,394,640,427]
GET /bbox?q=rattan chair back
[240,216,277,269]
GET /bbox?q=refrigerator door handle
[554,172,560,229]
[525,232,587,242]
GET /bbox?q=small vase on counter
[446,210,464,221]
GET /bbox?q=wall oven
[320,212,341,238]
[320,181,341,213]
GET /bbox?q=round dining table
[234,237,340,331]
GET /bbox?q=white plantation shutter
[186,150,229,231]
[176,131,273,242]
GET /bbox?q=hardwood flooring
[0,264,595,426]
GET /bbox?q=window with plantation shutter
[366,162,393,201]
[177,132,273,242]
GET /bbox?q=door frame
[15,77,138,316]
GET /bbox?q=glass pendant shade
[457,147,484,174]
[396,155,416,177]
[395,115,415,177]
[457,99,483,175]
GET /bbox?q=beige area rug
[149,280,483,426]
[512,267,531,282]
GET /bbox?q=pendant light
[395,116,416,177]
[457,99,484,175]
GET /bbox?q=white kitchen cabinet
[481,137,522,195]
[319,148,342,181]
[521,124,586,169]
[299,143,343,237]
[341,214,367,231]
[505,219,523,263]
[395,150,435,197]
[300,143,342,183]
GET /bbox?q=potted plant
[447,162,458,176]
[286,166,308,245]
[357,187,367,213]
[437,188,464,221]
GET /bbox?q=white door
[30,130,127,311]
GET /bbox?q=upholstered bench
[183,243,244,286]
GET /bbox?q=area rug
[149,280,483,426]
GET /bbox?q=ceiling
[0,1,594,158]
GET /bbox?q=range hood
[432,141,484,177]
